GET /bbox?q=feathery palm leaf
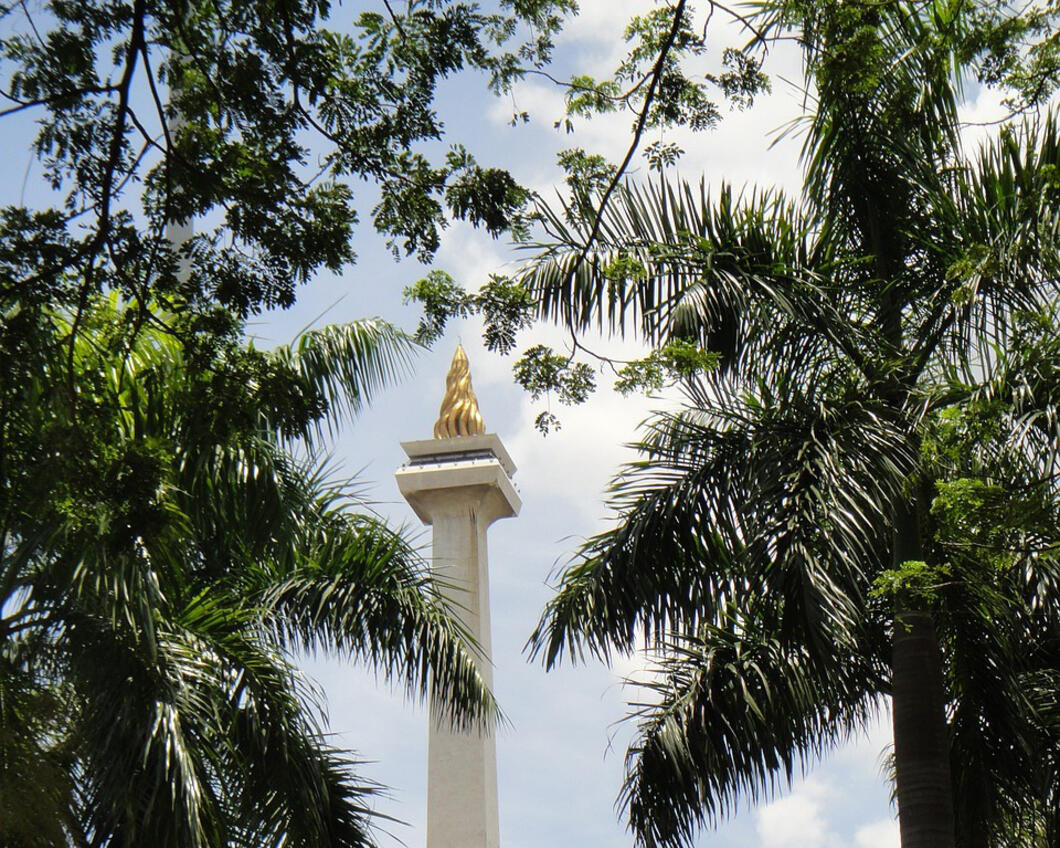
[270,318,419,442]
[522,3,1060,844]
[0,295,492,845]
[623,619,884,847]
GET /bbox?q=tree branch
[573,0,688,264]
[0,85,119,119]
[67,0,149,415]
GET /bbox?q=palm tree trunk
[893,608,955,847]
[891,501,955,848]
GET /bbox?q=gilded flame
[433,345,485,438]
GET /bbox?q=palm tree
[0,296,495,847]
[521,3,1060,846]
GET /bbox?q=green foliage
[0,0,577,367]
[556,147,619,222]
[557,148,617,195]
[533,410,562,435]
[922,400,1008,467]
[871,560,952,608]
[0,295,494,846]
[603,252,649,282]
[956,0,1060,110]
[478,274,536,354]
[513,345,596,403]
[404,270,534,354]
[443,146,531,243]
[933,478,1011,540]
[617,6,717,131]
[404,270,476,345]
[513,345,596,433]
[644,140,685,172]
[520,3,1060,845]
[706,48,771,110]
[614,339,719,395]
[565,74,624,117]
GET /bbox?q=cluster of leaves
[921,309,1060,568]
[643,140,686,172]
[551,1,771,174]
[613,339,720,396]
[612,5,717,132]
[556,148,618,193]
[871,559,953,607]
[405,262,718,432]
[512,345,596,434]
[404,269,535,353]
[957,0,1060,112]
[0,0,578,359]
[556,148,619,221]
[403,263,602,432]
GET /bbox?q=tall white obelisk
[395,345,519,848]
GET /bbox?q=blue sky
[2,2,1012,845]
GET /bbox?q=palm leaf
[622,618,883,847]
[531,378,914,674]
[270,318,418,441]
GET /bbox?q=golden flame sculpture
[433,344,485,438]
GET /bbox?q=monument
[395,345,520,848]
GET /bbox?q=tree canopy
[1,1,575,841]
[0,290,506,846]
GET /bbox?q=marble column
[395,347,519,848]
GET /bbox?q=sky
[1,1,1012,846]
[259,4,916,848]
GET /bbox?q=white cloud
[487,4,812,200]
[611,644,662,688]
[756,778,840,848]
[498,329,682,526]
[433,219,514,291]
[855,818,900,848]
[958,84,1009,155]
[834,708,893,775]
[749,713,897,848]
[557,0,656,53]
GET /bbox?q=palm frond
[934,114,1060,363]
[622,619,883,847]
[270,318,418,441]
[531,379,914,672]
[521,178,895,390]
[1,294,467,843]
[252,511,498,730]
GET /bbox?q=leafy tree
[489,3,1060,847]
[0,0,579,313]
[914,320,1060,846]
[1,2,583,841]
[408,0,1060,423]
[0,294,496,846]
[0,0,704,844]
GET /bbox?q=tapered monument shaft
[395,347,519,848]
